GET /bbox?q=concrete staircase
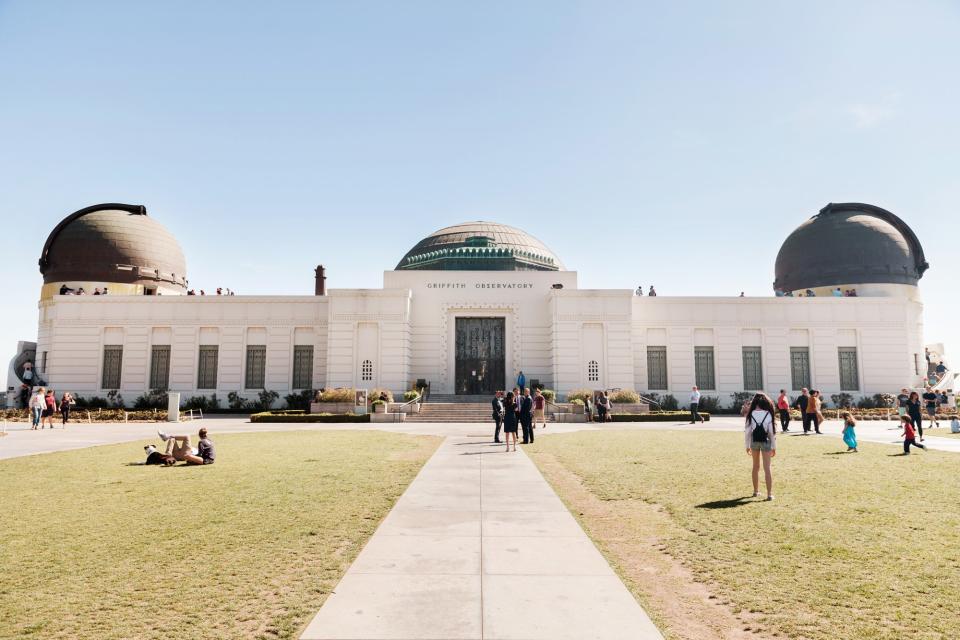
[407,394,544,423]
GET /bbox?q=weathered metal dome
[774,203,928,292]
[396,222,564,271]
[39,203,188,289]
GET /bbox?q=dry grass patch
[528,431,960,640]
[0,430,440,640]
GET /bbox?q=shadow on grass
[695,496,756,509]
[888,452,911,457]
[823,451,854,455]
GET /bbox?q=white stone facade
[32,268,927,405]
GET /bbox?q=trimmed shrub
[566,388,593,403]
[319,388,355,403]
[541,389,556,404]
[831,393,854,409]
[368,388,394,403]
[609,389,640,404]
[729,392,753,413]
[74,395,110,409]
[660,394,679,410]
[570,398,584,406]
[610,412,710,422]
[183,393,221,411]
[250,412,370,424]
[284,390,315,411]
[254,390,279,412]
[697,395,723,414]
[133,389,168,410]
[403,390,420,402]
[106,389,125,409]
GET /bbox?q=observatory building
[8,202,934,405]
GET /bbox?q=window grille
[245,345,266,389]
[838,347,860,391]
[694,347,715,390]
[101,345,123,389]
[790,347,811,390]
[587,360,599,382]
[361,359,373,382]
[742,347,763,391]
[197,345,219,390]
[150,345,171,390]
[647,346,668,390]
[293,345,314,389]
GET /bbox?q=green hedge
[609,412,711,422]
[249,412,370,423]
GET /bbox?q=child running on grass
[899,415,927,455]
[841,412,858,452]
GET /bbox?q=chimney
[314,265,327,296]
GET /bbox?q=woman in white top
[744,392,777,501]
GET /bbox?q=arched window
[361,359,374,382]
[587,360,599,382]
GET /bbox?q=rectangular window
[790,347,811,390]
[646,346,668,390]
[914,353,920,376]
[149,345,171,390]
[742,347,763,391]
[292,345,314,389]
[41,351,48,374]
[197,345,219,390]
[838,347,860,391]
[245,345,266,389]
[101,345,123,389]
[694,346,716,390]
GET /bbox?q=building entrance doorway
[455,317,505,395]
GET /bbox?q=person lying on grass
[144,444,176,466]
[157,427,216,465]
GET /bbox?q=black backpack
[751,411,770,443]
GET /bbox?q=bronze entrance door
[455,317,505,395]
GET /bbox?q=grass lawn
[0,430,439,640]
[528,431,960,640]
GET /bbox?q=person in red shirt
[900,415,927,454]
[776,390,791,432]
[532,389,547,430]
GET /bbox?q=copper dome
[39,203,187,289]
[396,222,564,271]
[774,203,928,292]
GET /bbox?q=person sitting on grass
[157,427,216,465]
[951,415,960,434]
[143,444,176,466]
[841,412,858,452]
[744,392,777,501]
[900,415,927,455]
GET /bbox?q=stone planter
[552,412,587,423]
[310,402,355,415]
[569,403,584,414]
[371,412,405,423]
[611,403,650,414]
[393,402,420,414]
[373,403,387,413]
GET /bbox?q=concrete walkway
[299,435,663,640]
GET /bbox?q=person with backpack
[744,392,777,501]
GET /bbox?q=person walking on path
[596,391,610,423]
[805,390,822,434]
[22,361,35,389]
[502,392,518,452]
[689,386,705,424]
[906,391,924,440]
[744,393,777,500]
[491,391,504,444]
[899,415,927,454]
[60,391,74,427]
[841,412,858,452]
[29,387,45,429]
[583,395,593,422]
[922,386,940,428]
[896,388,910,419]
[520,388,534,444]
[516,371,526,393]
[532,388,546,429]
[42,389,58,429]
[795,388,811,433]
[776,390,791,432]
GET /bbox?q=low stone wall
[611,403,650,414]
[310,402,356,414]
[371,412,406,423]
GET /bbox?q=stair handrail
[545,400,568,414]
[638,394,661,408]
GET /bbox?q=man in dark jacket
[794,388,811,433]
[520,388,534,444]
[491,391,504,443]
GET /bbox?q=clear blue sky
[2,1,958,371]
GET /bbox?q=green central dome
[396,222,564,271]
